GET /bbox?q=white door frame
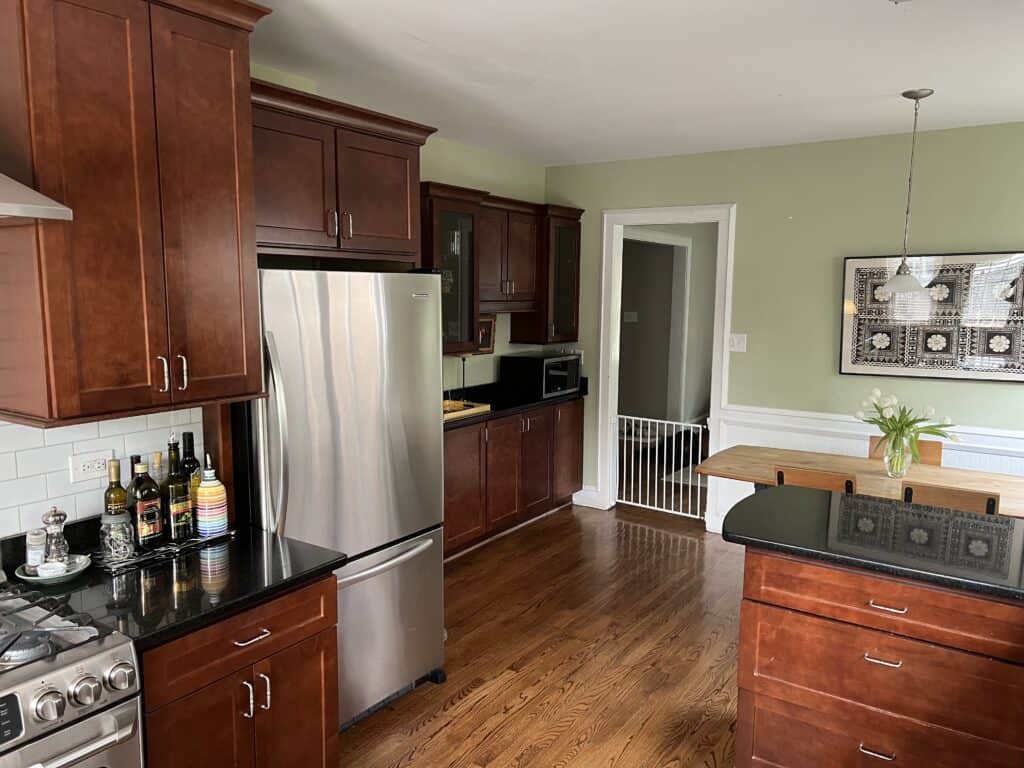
[622,227,693,421]
[592,205,737,526]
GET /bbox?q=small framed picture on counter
[477,315,496,354]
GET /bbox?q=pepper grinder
[42,506,70,564]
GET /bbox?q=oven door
[3,697,142,768]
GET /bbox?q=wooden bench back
[902,482,1000,515]
[774,466,856,494]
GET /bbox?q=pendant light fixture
[880,88,934,295]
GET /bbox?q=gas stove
[0,583,141,763]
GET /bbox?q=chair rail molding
[706,403,1024,534]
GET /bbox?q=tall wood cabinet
[0,0,268,425]
[511,206,584,344]
[251,81,435,260]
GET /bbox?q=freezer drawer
[337,527,445,725]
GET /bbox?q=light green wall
[547,122,1024,487]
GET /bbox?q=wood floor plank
[338,505,742,767]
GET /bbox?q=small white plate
[16,554,91,585]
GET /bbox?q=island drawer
[737,689,1024,768]
[142,575,337,711]
[743,550,1024,663]
[739,600,1024,749]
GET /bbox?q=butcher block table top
[698,444,1024,518]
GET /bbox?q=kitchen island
[724,486,1024,767]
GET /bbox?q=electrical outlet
[729,333,748,352]
[69,450,114,483]
[623,311,639,324]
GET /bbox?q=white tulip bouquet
[856,389,957,477]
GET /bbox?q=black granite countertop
[722,486,1024,601]
[443,377,588,431]
[6,527,346,650]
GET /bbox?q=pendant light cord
[900,99,921,262]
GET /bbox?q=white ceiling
[250,0,1024,165]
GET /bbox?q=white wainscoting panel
[705,405,1024,534]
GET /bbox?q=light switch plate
[69,450,114,483]
[729,333,747,352]
[623,311,639,323]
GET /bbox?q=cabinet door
[553,399,584,500]
[146,669,255,768]
[520,407,553,519]
[432,203,479,354]
[549,218,580,342]
[253,107,337,248]
[23,0,170,418]
[485,415,522,532]
[506,212,538,304]
[336,127,419,254]
[444,423,487,553]
[477,206,507,303]
[151,6,262,402]
[254,629,338,768]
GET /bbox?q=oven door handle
[27,719,134,768]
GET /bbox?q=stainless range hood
[0,173,73,221]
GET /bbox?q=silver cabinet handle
[337,538,433,590]
[157,356,170,393]
[258,673,271,710]
[264,332,290,534]
[863,652,903,669]
[327,209,339,238]
[343,211,354,239]
[511,280,516,295]
[858,744,896,761]
[242,681,255,719]
[233,627,272,647]
[868,599,908,615]
[176,354,189,391]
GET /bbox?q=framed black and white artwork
[840,252,1024,382]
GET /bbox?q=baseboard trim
[572,485,609,510]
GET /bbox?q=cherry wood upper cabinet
[478,196,540,313]
[0,0,269,426]
[151,5,262,403]
[250,81,435,260]
[520,407,554,520]
[510,206,584,344]
[253,107,337,248]
[553,398,584,501]
[443,422,487,554]
[11,0,170,420]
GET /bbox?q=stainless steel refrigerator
[252,268,445,727]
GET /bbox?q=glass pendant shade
[881,261,928,295]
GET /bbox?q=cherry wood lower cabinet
[144,576,338,768]
[736,550,1024,767]
[443,398,583,556]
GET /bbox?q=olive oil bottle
[181,432,202,516]
[164,435,194,542]
[131,462,165,551]
[104,459,128,516]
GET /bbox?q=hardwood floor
[339,505,743,767]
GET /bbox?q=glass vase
[883,436,912,478]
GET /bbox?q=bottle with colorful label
[131,462,165,551]
[164,434,194,543]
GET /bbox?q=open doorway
[593,205,736,528]
[616,225,716,518]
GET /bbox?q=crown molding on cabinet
[156,0,271,31]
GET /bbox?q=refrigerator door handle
[336,538,434,590]
[265,331,290,534]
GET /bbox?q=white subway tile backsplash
[0,423,45,452]
[43,422,99,446]
[97,416,149,437]
[0,409,205,537]
[0,476,48,509]
[0,455,15,483]
[16,444,73,477]
[19,495,76,531]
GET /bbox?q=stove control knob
[106,661,137,692]
[34,689,66,722]
[70,675,103,706]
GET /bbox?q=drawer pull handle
[859,743,896,761]
[863,652,903,669]
[868,599,908,615]
[234,628,272,647]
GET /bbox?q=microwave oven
[499,352,581,400]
